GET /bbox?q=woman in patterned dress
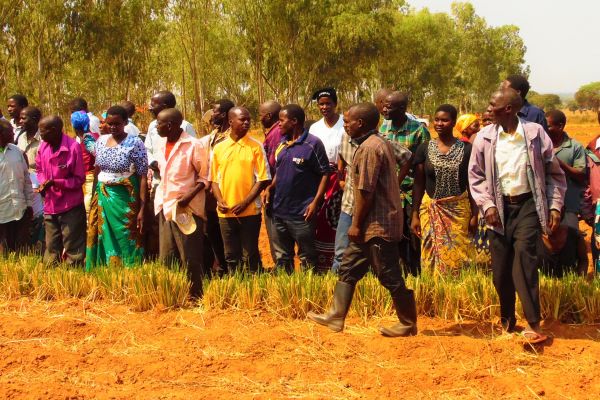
[410,104,478,274]
[86,106,148,269]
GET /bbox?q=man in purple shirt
[259,100,284,264]
[36,116,86,265]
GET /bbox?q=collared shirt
[210,134,271,218]
[519,100,548,132]
[379,117,430,205]
[339,133,358,216]
[199,128,230,212]
[263,122,284,177]
[272,130,329,220]
[496,120,531,196]
[36,134,85,215]
[16,130,41,171]
[309,115,345,164]
[87,112,101,135]
[154,132,209,220]
[554,133,586,213]
[352,132,403,242]
[0,144,33,223]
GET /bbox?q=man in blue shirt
[502,74,548,132]
[265,104,329,272]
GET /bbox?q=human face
[229,110,251,135]
[433,111,455,137]
[317,97,337,119]
[39,121,60,145]
[482,110,494,126]
[489,93,511,125]
[343,109,364,139]
[382,97,407,121]
[19,110,38,132]
[278,110,296,136]
[546,116,565,138]
[210,104,225,127]
[464,119,480,136]
[148,96,166,118]
[105,114,126,137]
[7,99,22,121]
[156,114,173,138]
[258,106,274,129]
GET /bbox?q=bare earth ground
[0,299,599,400]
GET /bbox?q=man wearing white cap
[154,108,209,299]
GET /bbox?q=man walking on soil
[469,88,566,344]
[308,102,417,338]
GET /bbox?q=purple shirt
[36,133,85,215]
[263,122,285,177]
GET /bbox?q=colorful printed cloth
[86,174,144,269]
[419,191,475,274]
[315,169,341,271]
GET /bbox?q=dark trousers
[219,214,262,272]
[488,198,541,327]
[143,188,160,260]
[264,207,279,265]
[203,210,226,276]
[272,216,317,272]
[0,210,30,253]
[159,213,205,298]
[338,237,408,296]
[44,204,86,265]
[399,204,421,276]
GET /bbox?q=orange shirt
[165,141,175,160]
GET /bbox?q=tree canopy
[0,0,528,123]
[575,81,600,110]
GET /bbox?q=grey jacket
[468,118,566,235]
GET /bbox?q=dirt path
[0,300,599,399]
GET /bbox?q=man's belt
[502,192,532,205]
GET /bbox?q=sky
[407,0,599,95]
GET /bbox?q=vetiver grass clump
[1,254,599,323]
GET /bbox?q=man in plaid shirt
[380,91,430,276]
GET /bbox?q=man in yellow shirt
[210,107,271,272]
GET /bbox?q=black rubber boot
[379,289,418,337]
[307,281,355,332]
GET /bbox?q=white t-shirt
[125,120,140,137]
[309,114,344,164]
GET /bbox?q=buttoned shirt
[36,134,85,215]
[379,117,430,205]
[145,119,196,176]
[496,120,531,196]
[16,130,41,171]
[0,144,33,223]
[339,133,358,216]
[263,122,284,177]
[154,133,209,220]
[554,133,586,213]
[210,134,271,218]
[352,131,403,242]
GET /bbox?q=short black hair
[281,104,306,126]
[546,109,567,126]
[70,97,88,112]
[350,103,380,130]
[505,74,531,98]
[9,94,28,108]
[0,119,12,134]
[22,106,42,122]
[106,105,128,122]
[435,104,458,121]
[155,91,177,108]
[120,100,136,117]
[215,99,235,115]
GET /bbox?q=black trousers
[487,198,541,327]
[203,210,226,276]
[399,204,421,276]
[159,213,205,298]
[218,214,262,272]
[338,237,408,296]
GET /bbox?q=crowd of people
[0,73,598,343]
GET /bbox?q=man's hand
[231,201,249,215]
[410,216,421,238]
[261,187,271,206]
[548,209,561,234]
[347,225,363,244]
[484,207,501,228]
[136,210,144,234]
[304,200,319,221]
[37,179,54,194]
[217,201,230,214]
[177,192,195,208]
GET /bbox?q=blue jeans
[332,211,352,273]
[273,216,317,272]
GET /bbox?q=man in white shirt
[0,120,33,254]
[120,100,141,137]
[69,97,101,135]
[7,94,28,141]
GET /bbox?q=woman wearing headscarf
[411,104,478,274]
[71,110,99,213]
[455,114,480,143]
[308,87,345,271]
[86,106,148,269]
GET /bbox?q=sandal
[521,330,548,344]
